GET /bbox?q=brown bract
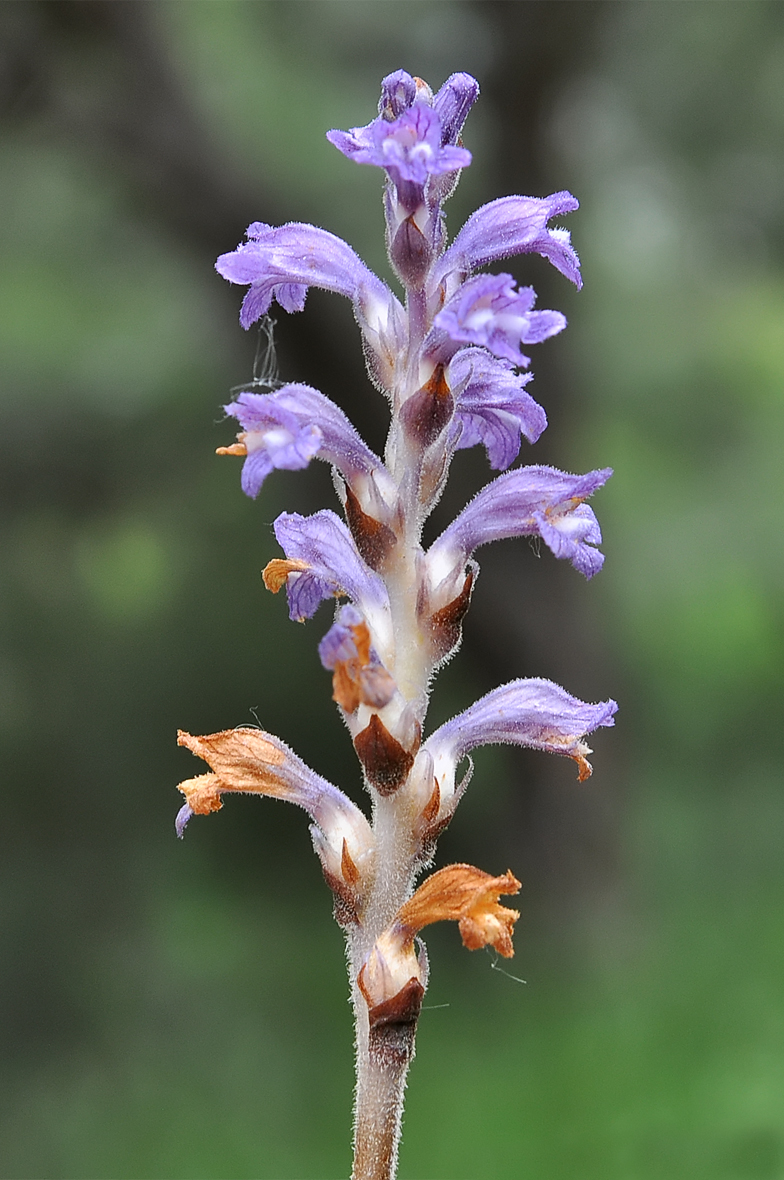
[426,568,475,659]
[354,714,418,795]
[344,485,397,571]
[176,729,287,814]
[396,863,522,958]
[399,364,454,448]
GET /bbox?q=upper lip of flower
[427,464,612,584]
[431,192,582,292]
[421,678,618,798]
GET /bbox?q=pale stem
[350,274,437,1180]
[349,788,421,1178]
[351,996,414,1180]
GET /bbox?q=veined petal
[396,863,521,956]
[428,465,612,589]
[434,273,566,367]
[216,222,399,331]
[425,678,618,795]
[175,727,375,916]
[221,385,384,499]
[432,192,582,291]
[447,349,546,469]
[266,511,392,651]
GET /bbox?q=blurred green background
[1,2,783,1177]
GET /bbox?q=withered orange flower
[357,862,521,1017]
[174,729,374,878]
[396,863,521,958]
[262,557,310,594]
[176,728,287,817]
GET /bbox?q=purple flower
[432,72,480,147]
[447,349,547,469]
[329,104,470,189]
[427,466,612,593]
[327,71,474,253]
[434,273,566,367]
[422,678,618,803]
[432,193,582,292]
[216,222,401,337]
[266,511,393,656]
[329,103,471,223]
[222,385,384,499]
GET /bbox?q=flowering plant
[175,70,616,1180]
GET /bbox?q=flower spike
[204,67,616,1179]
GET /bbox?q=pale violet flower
[221,384,383,499]
[434,272,566,367]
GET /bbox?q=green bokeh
[1,2,783,1177]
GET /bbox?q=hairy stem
[351,230,435,1180]
[349,794,420,1180]
[351,1001,415,1180]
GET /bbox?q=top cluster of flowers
[175,71,615,975]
